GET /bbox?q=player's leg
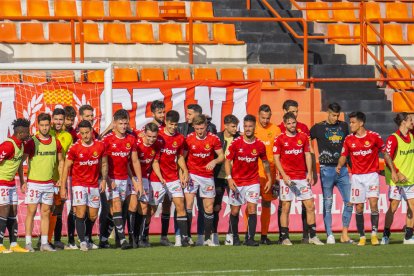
[0,202,11,253]
[335,167,353,243]
[301,202,308,243]
[184,192,195,243]
[126,193,138,248]
[8,201,27,252]
[280,200,292,245]
[25,203,37,252]
[403,198,414,244]
[355,203,366,245]
[228,186,244,246]
[83,189,100,252]
[168,180,189,246]
[161,196,172,245]
[50,194,65,249]
[99,191,112,248]
[75,204,88,251]
[302,198,324,245]
[366,173,380,245]
[382,187,401,245]
[137,200,149,247]
[320,166,336,243]
[244,184,260,246]
[202,197,215,245]
[259,176,273,245]
[39,202,55,252]
[213,178,226,245]
[196,190,205,245]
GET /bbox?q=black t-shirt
[310,120,349,166]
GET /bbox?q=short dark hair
[79,104,93,116]
[77,120,92,129]
[224,114,239,125]
[113,109,129,121]
[151,100,165,113]
[328,102,341,113]
[12,118,30,131]
[259,104,271,113]
[243,114,256,124]
[349,111,366,124]
[283,112,297,123]
[37,113,51,123]
[165,110,180,123]
[394,112,410,127]
[187,104,202,114]
[52,108,65,117]
[282,100,298,111]
[64,106,76,119]
[193,115,207,126]
[145,122,159,133]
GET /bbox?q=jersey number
[0,188,9,197]
[29,189,39,198]
[352,188,360,197]
[75,191,83,200]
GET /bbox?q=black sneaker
[121,240,132,250]
[181,237,190,247]
[301,238,310,244]
[233,236,242,246]
[138,240,151,248]
[260,237,272,245]
[99,240,111,249]
[245,239,259,246]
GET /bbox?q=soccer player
[149,100,166,128]
[310,103,353,244]
[184,115,224,246]
[274,112,324,246]
[150,110,191,247]
[0,118,30,253]
[336,111,384,246]
[254,104,280,245]
[100,109,143,250]
[214,115,240,246]
[23,113,64,252]
[63,106,77,141]
[382,112,414,244]
[60,120,107,251]
[77,105,99,141]
[48,108,73,250]
[225,115,272,246]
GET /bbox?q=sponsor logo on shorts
[248,192,259,198]
[91,196,99,202]
[206,186,214,191]
[369,185,378,191]
[171,185,181,192]
[352,149,372,156]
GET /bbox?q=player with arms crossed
[60,120,107,251]
[225,115,272,246]
[336,111,384,246]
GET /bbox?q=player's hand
[100,179,107,194]
[111,180,116,190]
[391,171,399,183]
[55,180,61,187]
[282,175,291,186]
[228,179,237,192]
[60,189,67,200]
[20,181,27,194]
[133,178,144,197]
[180,170,189,186]
[307,174,315,186]
[264,180,272,193]
[205,160,217,171]
[335,165,342,175]
[397,172,408,183]
[160,178,167,186]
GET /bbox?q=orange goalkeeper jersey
[255,122,281,177]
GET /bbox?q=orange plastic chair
[0,23,21,43]
[306,2,331,22]
[387,68,412,90]
[407,25,414,44]
[332,2,357,22]
[194,68,217,80]
[114,68,138,82]
[49,23,73,43]
[168,68,192,80]
[130,24,159,44]
[365,2,381,20]
[87,70,104,83]
[159,24,186,44]
[0,72,20,83]
[136,1,160,19]
[21,23,49,43]
[384,24,407,44]
[22,71,47,83]
[54,0,78,17]
[76,23,103,43]
[386,3,408,20]
[186,24,215,44]
[0,0,22,16]
[103,23,131,44]
[160,1,186,16]
[82,0,105,18]
[213,24,244,44]
[327,24,355,44]
[247,68,274,89]
[27,0,50,17]
[140,68,165,81]
[353,25,378,44]
[191,2,214,18]
[274,68,303,90]
[220,68,244,81]
[50,71,75,82]
[109,0,133,17]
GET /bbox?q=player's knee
[89,214,98,222]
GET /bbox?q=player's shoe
[204,239,218,247]
[40,243,56,252]
[174,235,182,247]
[260,236,272,245]
[138,240,151,248]
[326,235,335,244]
[53,241,65,250]
[79,242,88,252]
[0,245,12,254]
[357,237,366,246]
[196,235,204,246]
[181,237,191,247]
[98,240,110,249]
[188,237,195,246]
[301,237,309,244]
[371,235,379,246]
[245,239,259,247]
[25,243,35,252]
[309,236,324,245]
[120,240,132,250]
[87,241,99,250]
[212,233,220,246]
[281,238,293,246]
[233,236,241,246]
[403,237,414,245]
[10,244,29,253]
[65,243,79,250]
[225,234,233,246]
[160,236,173,247]
[380,236,390,245]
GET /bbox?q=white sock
[41,235,48,245]
[10,242,17,247]
[25,236,32,245]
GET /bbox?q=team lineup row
[0,99,413,253]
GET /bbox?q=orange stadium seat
[191,2,214,18]
[194,68,217,80]
[387,68,412,90]
[140,68,165,81]
[385,3,409,20]
[327,24,355,44]
[186,23,215,44]
[384,24,407,44]
[55,0,77,17]
[0,72,20,83]
[365,2,381,20]
[161,1,186,16]
[168,68,192,80]
[0,23,21,43]
[274,68,304,89]
[213,24,244,44]
[82,0,105,18]
[407,25,414,44]
[353,25,378,44]
[130,24,160,44]
[0,0,22,16]
[247,68,274,89]
[22,71,47,83]
[306,2,331,22]
[159,24,186,43]
[103,23,131,44]
[109,0,133,17]
[50,71,75,82]
[136,1,160,19]
[76,23,103,43]
[49,23,73,43]
[332,2,357,22]
[21,23,48,43]
[220,68,244,80]
[87,70,104,82]
[114,68,138,82]
[27,0,50,17]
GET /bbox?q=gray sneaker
[309,236,325,245]
[160,237,172,246]
[40,243,56,252]
[80,242,88,252]
[54,241,65,250]
[25,243,35,252]
[281,238,293,246]
[87,242,99,250]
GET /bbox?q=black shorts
[214,178,229,207]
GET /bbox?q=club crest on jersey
[150,150,155,156]
[172,141,178,148]
[126,143,131,149]
[251,149,258,156]
[267,132,273,138]
[205,144,211,150]
[364,141,371,147]
[93,151,98,158]
[297,139,303,146]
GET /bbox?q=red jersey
[102,132,137,180]
[273,132,310,179]
[24,135,62,159]
[341,130,384,174]
[75,128,99,143]
[185,132,222,178]
[226,136,267,186]
[66,140,105,187]
[278,121,310,136]
[132,136,159,178]
[149,130,185,183]
[0,136,23,186]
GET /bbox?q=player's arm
[60,159,73,200]
[177,154,189,187]
[383,152,402,183]
[18,161,25,192]
[99,120,114,139]
[57,152,64,186]
[262,159,272,192]
[206,148,224,171]
[100,156,108,193]
[152,159,166,185]
[274,154,290,185]
[130,151,144,196]
[305,152,314,186]
[224,158,237,191]
[336,137,349,174]
[20,153,29,193]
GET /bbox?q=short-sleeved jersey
[132,136,159,178]
[66,140,105,187]
[0,136,23,186]
[66,127,78,142]
[49,128,73,181]
[102,132,137,180]
[255,123,281,177]
[24,135,62,159]
[278,121,310,136]
[149,130,185,183]
[341,130,384,175]
[273,132,310,179]
[226,136,267,186]
[185,132,222,178]
[383,130,411,160]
